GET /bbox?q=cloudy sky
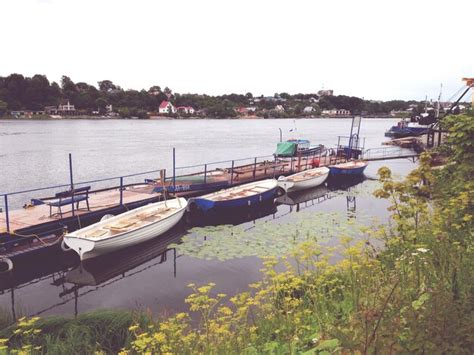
[1,0,472,101]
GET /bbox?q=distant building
[235,107,248,115]
[44,106,58,115]
[309,97,319,103]
[106,104,113,113]
[303,106,316,113]
[274,105,285,112]
[176,106,195,114]
[246,106,257,112]
[158,101,176,114]
[10,110,44,118]
[57,100,75,113]
[322,109,351,117]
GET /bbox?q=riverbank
[0,114,397,121]
[0,114,472,353]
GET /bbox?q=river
[0,118,417,319]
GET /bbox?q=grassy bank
[1,115,472,353]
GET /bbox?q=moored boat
[187,179,279,213]
[63,197,187,260]
[275,139,325,158]
[277,167,330,192]
[329,161,368,176]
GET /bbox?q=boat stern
[277,176,294,192]
[187,198,215,213]
[63,236,96,261]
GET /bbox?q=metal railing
[361,146,418,161]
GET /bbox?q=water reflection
[0,175,381,320]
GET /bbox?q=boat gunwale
[64,198,187,242]
[330,160,368,170]
[279,167,330,183]
[198,179,278,202]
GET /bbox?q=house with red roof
[158,101,176,114]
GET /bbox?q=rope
[446,85,467,103]
[8,231,64,247]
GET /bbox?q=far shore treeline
[0,73,431,119]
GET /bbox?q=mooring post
[69,153,75,217]
[172,148,176,192]
[173,248,177,278]
[253,157,257,180]
[203,164,207,184]
[4,195,10,233]
[230,160,235,185]
[119,177,124,205]
[273,156,277,178]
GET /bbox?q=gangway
[361,146,420,161]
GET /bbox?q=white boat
[277,167,330,192]
[63,198,187,260]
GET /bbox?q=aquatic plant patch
[173,211,377,261]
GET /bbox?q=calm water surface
[0,118,417,319]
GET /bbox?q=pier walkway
[361,146,420,161]
[1,146,420,240]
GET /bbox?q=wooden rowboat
[329,160,368,176]
[64,198,187,260]
[277,167,330,192]
[188,179,279,213]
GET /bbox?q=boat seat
[85,229,109,239]
[104,219,137,231]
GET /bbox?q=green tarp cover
[275,142,297,157]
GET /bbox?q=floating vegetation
[173,211,375,261]
[331,178,382,198]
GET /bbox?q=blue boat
[329,161,368,176]
[188,179,279,213]
[385,118,430,138]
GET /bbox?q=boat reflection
[326,174,366,190]
[276,185,330,206]
[65,224,185,286]
[187,200,278,227]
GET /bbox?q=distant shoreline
[0,115,398,121]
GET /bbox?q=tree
[98,80,117,93]
[95,97,108,113]
[0,100,7,116]
[61,76,76,92]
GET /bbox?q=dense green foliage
[0,115,472,353]
[0,73,436,118]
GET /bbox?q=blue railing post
[4,195,10,233]
[204,164,207,184]
[69,153,75,217]
[253,157,257,180]
[120,177,124,205]
[173,148,176,192]
[230,160,235,185]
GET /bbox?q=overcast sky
[1,0,472,101]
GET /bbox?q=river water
[0,118,417,319]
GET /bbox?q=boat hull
[64,199,187,260]
[277,168,329,192]
[329,162,368,176]
[188,180,279,213]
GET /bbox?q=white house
[159,101,176,114]
[57,100,75,112]
[176,106,195,114]
[303,106,315,113]
[274,105,285,112]
[322,109,351,117]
